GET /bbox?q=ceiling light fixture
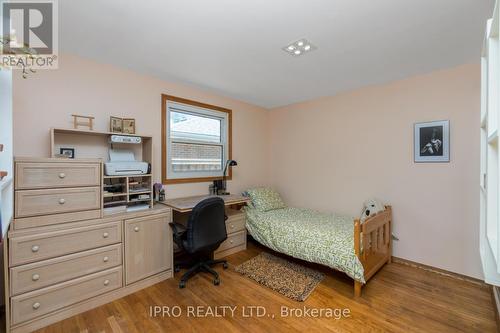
[282,39,317,57]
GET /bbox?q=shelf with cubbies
[103,174,153,215]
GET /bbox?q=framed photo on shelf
[414,120,449,163]
[123,118,136,134]
[59,148,75,159]
[110,116,123,133]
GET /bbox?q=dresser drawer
[11,266,122,325]
[225,216,246,234]
[15,162,100,190]
[10,244,122,296]
[13,210,102,230]
[216,230,246,253]
[9,221,122,266]
[15,187,101,218]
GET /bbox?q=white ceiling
[60,0,494,108]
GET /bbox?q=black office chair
[170,197,229,288]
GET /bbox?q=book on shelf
[104,199,127,206]
[129,188,150,193]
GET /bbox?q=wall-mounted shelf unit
[50,127,153,164]
[51,127,151,138]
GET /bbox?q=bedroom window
[161,94,232,184]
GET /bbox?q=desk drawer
[10,221,122,266]
[226,216,246,234]
[15,162,100,190]
[15,187,101,218]
[11,266,122,325]
[10,244,122,296]
[216,230,246,253]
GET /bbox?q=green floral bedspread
[245,207,365,283]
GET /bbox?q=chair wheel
[213,279,220,286]
[174,266,180,273]
[222,262,228,269]
[179,281,186,289]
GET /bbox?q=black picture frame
[60,148,75,159]
[414,120,450,163]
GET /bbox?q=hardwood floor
[33,241,497,333]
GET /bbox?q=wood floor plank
[25,241,498,333]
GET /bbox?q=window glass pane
[171,142,222,172]
[170,111,221,143]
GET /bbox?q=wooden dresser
[4,158,173,333]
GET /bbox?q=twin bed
[243,189,392,297]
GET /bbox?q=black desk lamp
[215,159,237,195]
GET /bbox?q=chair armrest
[170,222,186,235]
[169,222,187,246]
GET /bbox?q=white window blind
[166,101,229,180]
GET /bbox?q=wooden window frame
[161,94,232,184]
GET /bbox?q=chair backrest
[184,197,227,254]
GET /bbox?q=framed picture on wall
[110,116,123,133]
[59,148,75,159]
[414,120,450,163]
[123,118,136,134]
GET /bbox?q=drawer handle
[230,240,234,244]
[134,226,140,232]
[103,232,109,238]
[58,198,66,205]
[31,245,39,253]
[104,279,110,286]
[230,224,234,229]
[32,274,40,281]
[58,173,66,179]
[103,256,109,262]
[32,302,40,310]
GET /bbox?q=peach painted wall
[268,64,481,279]
[12,54,481,278]
[12,54,269,198]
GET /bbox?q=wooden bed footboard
[353,206,392,297]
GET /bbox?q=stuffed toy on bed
[360,198,385,223]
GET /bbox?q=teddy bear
[360,198,385,223]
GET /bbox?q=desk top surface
[162,194,250,212]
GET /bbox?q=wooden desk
[161,194,250,213]
[162,194,250,259]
